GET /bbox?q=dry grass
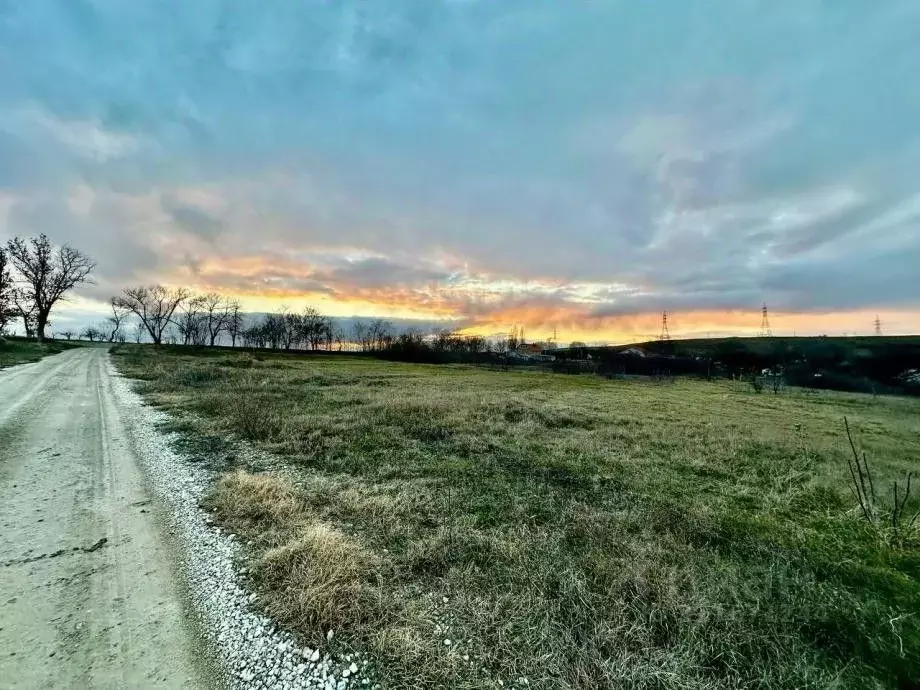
[208,471,387,643]
[256,522,384,636]
[0,336,78,368]
[116,346,920,689]
[208,470,303,529]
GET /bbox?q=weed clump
[255,523,385,639]
[205,470,302,531]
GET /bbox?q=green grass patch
[0,336,79,369]
[114,345,920,689]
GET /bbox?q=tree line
[106,284,405,352]
[105,283,521,359]
[0,235,535,359]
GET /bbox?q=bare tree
[279,308,298,350]
[568,341,588,359]
[58,330,75,341]
[80,326,104,342]
[5,234,95,341]
[432,329,452,352]
[11,289,37,338]
[244,312,288,350]
[227,301,244,347]
[300,307,329,350]
[267,318,280,349]
[242,321,267,349]
[0,247,16,334]
[175,295,206,346]
[113,285,189,345]
[367,318,392,352]
[352,319,369,352]
[200,292,233,347]
[106,299,129,343]
[332,325,346,351]
[430,330,485,354]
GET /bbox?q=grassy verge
[114,345,920,689]
[0,336,78,369]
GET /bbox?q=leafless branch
[113,285,189,345]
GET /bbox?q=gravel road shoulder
[1,347,375,689]
[109,359,375,690]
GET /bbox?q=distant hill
[556,336,920,395]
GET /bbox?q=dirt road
[0,348,212,689]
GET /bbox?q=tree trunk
[35,312,48,342]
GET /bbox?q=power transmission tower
[760,303,772,337]
[874,315,882,336]
[659,311,671,341]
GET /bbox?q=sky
[2,1,919,342]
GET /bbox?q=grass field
[113,345,920,689]
[0,336,77,369]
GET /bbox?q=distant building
[508,342,556,362]
[517,342,545,354]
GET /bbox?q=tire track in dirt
[0,348,215,689]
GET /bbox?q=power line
[760,303,772,337]
[659,311,671,341]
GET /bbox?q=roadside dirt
[0,348,214,689]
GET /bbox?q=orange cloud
[133,252,920,344]
[461,308,920,343]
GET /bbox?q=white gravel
[110,362,376,690]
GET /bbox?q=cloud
[24,109,140,162]
[322,256,450,291]
[2,1,920,338]
[161,196,224,241]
